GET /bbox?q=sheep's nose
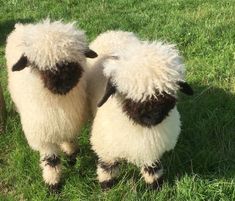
[140,113,163,126]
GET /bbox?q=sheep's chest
[10,71,88,144]
[91,101,181,167]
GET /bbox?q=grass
[0,0,235,200]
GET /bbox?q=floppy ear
[177,81,194,95]
[97,79,116,107]
[12,55,28,71]
[84,48,98,58]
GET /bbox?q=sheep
[5,19,97,191]
[87,31,193,190]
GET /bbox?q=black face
[11,49,98,95]
[40,62,83,95]
[97,79,193,127]
[122,93,176,127]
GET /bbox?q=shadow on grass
[0,18,32,46]
[162,83,235,185]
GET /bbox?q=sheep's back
[86,31,140,117]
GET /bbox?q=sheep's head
[97,42,193,127]
[11,20,97,95]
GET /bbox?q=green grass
[0,0,235,200]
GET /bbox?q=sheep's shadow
[161,84,235,186]
[0,18,32,46]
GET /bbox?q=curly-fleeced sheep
[87,31,193,189]
[5,19,97,190]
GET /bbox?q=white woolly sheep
[5,19,97,191]
[87,31,193,189]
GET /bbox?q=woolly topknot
[15,19,88,71]
[103,41,185,102]
[88,30,140,56]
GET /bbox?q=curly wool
[91,99,181,166]
[103,41,185,102]
[5,20,88,151]
[87,30,141,115]
[13,19,88,71]
[88,30,183,167]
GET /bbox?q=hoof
[147,176,164,191]
[100,179,117,190]
[48,183,62,194]
[67,150,79,166]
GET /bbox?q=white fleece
[5,20,88,152]
[90,98,181,167]
[88,30,183,167]
[13,19,88,71]
[103,41,185,102]
[87,30,141,115]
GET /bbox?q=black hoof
[100,179,117,190]
[147,176,164,191]
[42,154,60,167]
[48,183,62,194]
[67,150,79,166]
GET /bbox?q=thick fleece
[91,100,180,166]
[103,41,185,101]
[6,20,88,151]
[87,30,141,115]
[5,20,91,186]
[12,19,88,71]
[87,31,188,187]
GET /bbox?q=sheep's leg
[97,159,119,190]
[60,141,79,166]
[141,161,163,190]
[40,143,61,192]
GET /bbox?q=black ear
[12,55,28,71]
[97,79,116,107]
[177,81,194,95]
[84,49,98,58]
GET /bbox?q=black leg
[97,159,119,190]
[67,149,79,166]
[41,154,62,193]
[48,182,62,194]
[141,161,164,190]
[42,154,60,167]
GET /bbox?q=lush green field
[0,0,235,200]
